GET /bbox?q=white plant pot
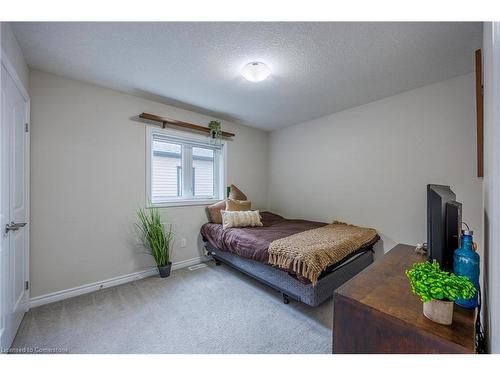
[423,299,454,325]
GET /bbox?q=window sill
[149,199,221,208]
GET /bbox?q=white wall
[1,22,29,91]
[269,74,483,258]
[29,70,269,298]
[482,22,500,354]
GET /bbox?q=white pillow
[221,210,263,229]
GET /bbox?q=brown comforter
[200,212,325,263]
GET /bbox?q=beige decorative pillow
[206,200,226,224]
[221,210,263,229]
[229,184,247,201]
[226,199,251,211]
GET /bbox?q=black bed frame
[208,245,296,304]
[203,240,374,306]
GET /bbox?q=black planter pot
[158,262,172,278]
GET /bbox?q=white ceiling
[12,22,482,130]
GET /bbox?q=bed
[201,212,378,306]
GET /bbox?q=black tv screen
[427,184,462,271]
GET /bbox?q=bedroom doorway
[0,56,30,351]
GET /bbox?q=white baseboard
[29,256,210,308]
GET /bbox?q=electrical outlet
[180,238,187,248]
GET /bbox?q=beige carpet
[12,261,333,353]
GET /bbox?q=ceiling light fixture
[241,62,271,82]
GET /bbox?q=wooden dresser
[333,244,476,354]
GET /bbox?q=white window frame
[146,126,227,207]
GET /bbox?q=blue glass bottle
[453,230,479,309]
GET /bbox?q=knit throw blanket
[268,221,379,285]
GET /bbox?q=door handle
[5,222,27,234]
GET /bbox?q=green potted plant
[136,206,174,278]
[208,120,222,139]
[406,261,476,325]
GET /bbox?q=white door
[0,62,30,351]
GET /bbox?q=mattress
[200,211,376,283]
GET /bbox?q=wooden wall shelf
[139,112,235,138]
[475,49,484,178]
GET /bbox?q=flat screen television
[427,184,462,271]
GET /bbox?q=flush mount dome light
[241,62,271,82]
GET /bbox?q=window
[147,127,226,206]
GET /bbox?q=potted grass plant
[406,261,476,325]
[136,206,174,278]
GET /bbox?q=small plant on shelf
[406,261,476,325]
[208,120,222,139]
[136,206,174,278]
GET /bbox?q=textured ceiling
[12,22,482,130]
